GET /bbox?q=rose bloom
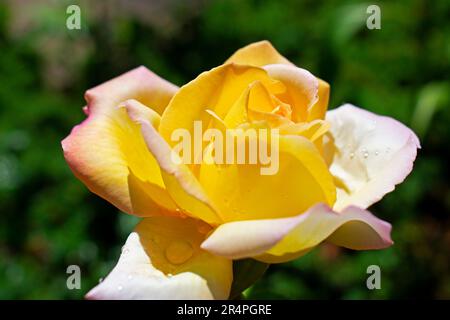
[62,41,419,299]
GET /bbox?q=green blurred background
[0,0,449,299]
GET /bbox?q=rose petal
[326,104,420,211]
[62,68,179,216]
[199,134,336,222]
[159,63,285,148]
[308,79,330,121]
[226,41,330,122]
[85,66,177,115]
[201,203,392,263]
[224,80,291,128]
[263,64,319,122]
[86,217,232,300]
[127,100,223,225]
[225,40,292,67]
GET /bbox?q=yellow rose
[62,41,420,299]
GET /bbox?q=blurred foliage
[0,0,449,299]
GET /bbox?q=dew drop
[361,148,369,158]
[98,277,103,283]
[165,241,193,265]
[167,273,173,278]
[375,151,379,156]
[349,152,355,159]
[197,224,211,234]
[127,274,133,280]
[117,285,123,291]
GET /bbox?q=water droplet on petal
[98,278,103,283]
[361,148,369,158]
[117,285,123,291]
[167,273,173,278]
[197,223,211,234]
[375,151,379,156]
[350,152,355,159]
[127,275,133,280]
[165,241,193,265]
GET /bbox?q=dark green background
[0,0,449,299]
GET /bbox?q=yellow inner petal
[199,134,336,222]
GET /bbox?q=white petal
[86,217,232,300]
[326,104,420,210]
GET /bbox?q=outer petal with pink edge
[62,67,179,217]
[86,217,232,300]
[325,104,420,211]
[201,203,393,263]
